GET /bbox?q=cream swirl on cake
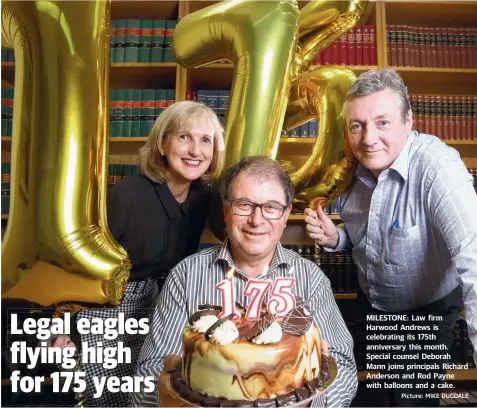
[252,321,282,344]
[207,319,239,345]
[178,300,323,403]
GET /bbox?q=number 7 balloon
[286,0,367,207]
[1,0,130,310]
[173,0,299,172]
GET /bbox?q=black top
[107,175,220,283]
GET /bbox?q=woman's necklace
[178,187,189,203]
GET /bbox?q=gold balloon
[173,0,299,171]
[296,0,368,74]
[284,66,358,206]
[2,1,130,308]
[284,0,367,207]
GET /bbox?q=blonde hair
[139,101,225,183]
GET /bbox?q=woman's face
[160,117,215,184]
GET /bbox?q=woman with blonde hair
[54,101,226,407]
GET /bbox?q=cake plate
[169,356,338,407]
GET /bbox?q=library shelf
[111,62,178,90]
[1,62,14,86]
[1,215,8,220]
[111,0,180,20]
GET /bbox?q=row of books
[409,94,477,141]
[108,164,140,185]
[284,245,360,294]
[387,25,477,69]
[191,89,321,138]
[111,19,176,63]
[1,88,14,137]
[280,121,319,138]
[196,90,229,126]
[110,89,175,137]
[312,25,377,66]
[352,315,475,371]
[1,49,14,62]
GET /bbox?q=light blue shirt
[332,131,477,365]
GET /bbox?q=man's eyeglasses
[227,199,288,220]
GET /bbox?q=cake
[170,297,331,406]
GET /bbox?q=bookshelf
[1,0,476,382]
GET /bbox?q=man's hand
[158,354,190,407]
[304,206,339,248]
[48,335,76,349]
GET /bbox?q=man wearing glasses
[133,155,357,407]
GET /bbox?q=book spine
[362,26,370,65]
[448,96,456,140]
[355,26,363,65]
[309,119,318,138]
[131,89,142,137]
[339,32,348,65]
[115,19,126,63]
[110,89,121,137]
[300,122,309,138]
[369,25,377,65]
[125,19,140,63]
[442,95,449,140]
[403,26,411,67]
[110,20,116,63]
[123,89,133,137]
[218,90,230,127]
[166,88,175,107]
[139,20,153,63]
[151,20,165,63]
[163,20,177,62]
[155,89,167,119]
[347,27,356,65]
[1,162,11,215]
[435,95,443,140]
[436,27,445,68]
[140,89,155,136]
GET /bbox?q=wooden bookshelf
[2,3,477,383]
[111,63,178,90]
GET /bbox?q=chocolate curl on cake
[204,313,235,339]
[235,302,247,317]
[320,355,330,384]
[188,309,220,325]
[281,303,313,336]
[244,313,276,341]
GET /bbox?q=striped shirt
[333,131,477,365]
[133,240,357,407]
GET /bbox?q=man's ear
[283,204,293,221]
[406,109,414,133]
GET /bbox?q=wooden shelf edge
[1,215,8,220]
[390,66,477,74]
[279,138,315,144]
[444,140,477,146]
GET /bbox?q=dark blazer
[107,175,224,284]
